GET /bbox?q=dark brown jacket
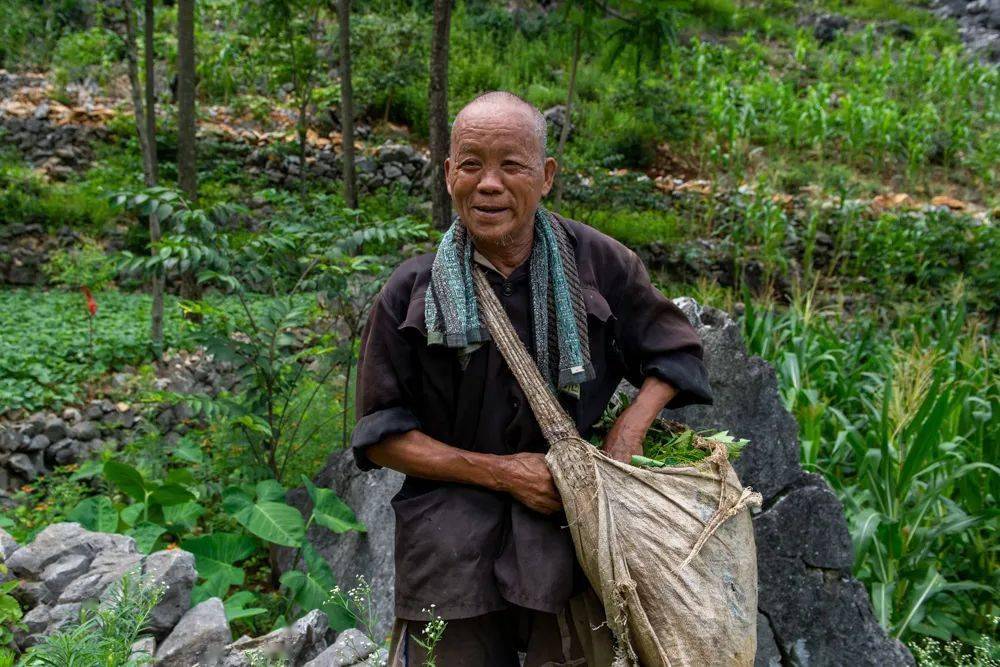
[351,212,713,620]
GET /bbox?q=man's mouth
[473,205,508,215]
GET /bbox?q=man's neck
[471,227,534,278]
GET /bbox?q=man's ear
[541,156,557,196]
[444,157,453,196]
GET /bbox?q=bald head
[451,91,548,163]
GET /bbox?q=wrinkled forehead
[450,102,542,158]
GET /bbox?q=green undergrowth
[740,287,998,650]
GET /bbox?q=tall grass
[742,285,998,647]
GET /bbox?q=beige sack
[474,268,762,667]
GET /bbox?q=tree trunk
[145,0,163,357]
[337,0,357,209]
[144,0,158,184]
[553,24,581,207]
[123,0,153,181]
[176,0,197,201]
[123,0,164,357]
[176,0,201,312]
[428,0,452,230]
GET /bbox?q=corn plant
[742,290,999,646]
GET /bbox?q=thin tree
[176,0,203,311]
[176,0,197,201]
[335,0,356,208]
[553,1,602,206]
[123,0,164,356]
[428,0,452,230]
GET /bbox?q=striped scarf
[425,206,595,396]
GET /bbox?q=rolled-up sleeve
[351,287,422,471]
[612,249,714,409]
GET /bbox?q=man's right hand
[500,452,562,515]
[368,431,562,514]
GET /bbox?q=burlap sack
[473,268,762,666]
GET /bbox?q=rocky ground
[932,0,1000,62]
[0,349,236,495]
[0,523,387,666]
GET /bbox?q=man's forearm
[603,375,678,461]
[365,428,564,514]
[366,429,509,491]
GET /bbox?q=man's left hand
[601,376,679,463]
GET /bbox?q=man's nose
[476,167,504,194]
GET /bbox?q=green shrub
[51,27,124,87]
[43,236,118,290]
[19,572,164,666]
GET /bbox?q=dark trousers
[387,601,600,667]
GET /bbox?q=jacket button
[512,397,520,410]
[502,281,513,296]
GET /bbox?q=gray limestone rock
[223,609,329,666]
[303,628,377,666]
[131,636,157,663]
[7,453,36,480]
[142,549,197,637]
[665,298,803,503]
[7,523,136,580]
[69,420,100,441]
[38,553,90,600]
[155,597,231,667]
[58,550,143,603]
[25,434,50,452]
[42,417,67,443]
[0,526,18,562]
[280,452,401,641]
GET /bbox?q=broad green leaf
[304,543,354,631]
[223,591,268,622]
[149,483,196,507]
[67,496,118,533]
[303,477,366,534]
[192,570,231,605]
[222,486,255,520]
[104,461,146,501]
[181,533,257,586]
[163,501,205,531]
[239,502,306,547]
[256,479,287,503]
[120,503,145,528]
[69,459,104,481]
[172,440,204,464]
[128,522,167,554]
[165,468,198,488]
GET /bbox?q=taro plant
[68,459,202,554]
[218,476,366,630]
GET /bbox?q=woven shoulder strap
[472,266,580,446]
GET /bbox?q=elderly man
[352,91,713,665]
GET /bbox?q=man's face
[445,103,557,246]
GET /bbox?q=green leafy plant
[222,477,365,630]
[19,571,164,667]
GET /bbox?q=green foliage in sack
[591,390,748,467]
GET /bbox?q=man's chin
[463,218,516,247]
